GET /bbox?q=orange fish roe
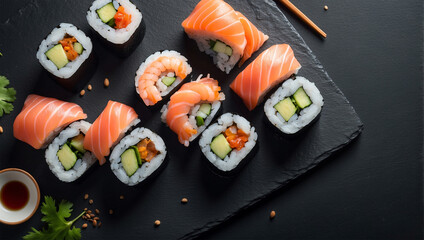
[136,138,158,162]
[59,36,79,61]
[224,125,249,151]
[114,6,131,29]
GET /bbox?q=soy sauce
[0,181,29,211]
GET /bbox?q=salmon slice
[165,76,222,146]
[13,94,87,149]
[235,11,269,66]
[182,0,247,59]
[230,44,301,111]
[83,101,139,165]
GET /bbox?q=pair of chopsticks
[278,0,327,38]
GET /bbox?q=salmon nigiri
[135,50,192,106]
[13,94,87,149]
[182,0,246,73]
[161,75,224,146]
[230,44,301,111]
[235,11,269,66]
[83,101,139,165]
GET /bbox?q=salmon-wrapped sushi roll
[182,0,268,73]
[182,0,246,73]
[13,94,87,149]
[83,100,140,165]
[230,44,301,111]
[135,50,192,106]
[161,75,225,146]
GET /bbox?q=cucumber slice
[73,42,83,55]
[224,46,233,56]
[130,146,142,165]
[96,2,117,23]
[107,18,115,27]
[211,40,232,56]
[274,97,298,121]
[57,144,77,171]
[199,103,212,115]
[210,134,232,159]
[196,116,205,127]
[121,148,139,177]
[161,76,176,87]
[209,40,216,48]
[70,134,86,153]
[45,44,69,69]
[293,87,312,109]
[212,40,227,54]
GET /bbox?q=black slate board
[0,0,363,239]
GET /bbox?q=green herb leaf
[0,76,16,117]
[23,196,85,240]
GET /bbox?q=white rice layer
[87,0,142,44]
[264,76,324,134]
[160,92,225,146]
[36,23,93,79]
[135,50,192,101]
[186,31,243,74]
[109,127,167,186]
[199,113,257,172]
[45,121,96,182]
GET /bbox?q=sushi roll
[109,127,167,186]
[182,0,268,73]
[230,44,301,111]
[36,23,96,91]
[87,0,145,57]
[135,50,192,106]
[45,121,96,182]
[83,100,140,165]
[264,76,324,134]
[199,113,257,172]
[13,95,87,149]
[160,74,225,147]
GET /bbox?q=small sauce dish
[0,168,40,225]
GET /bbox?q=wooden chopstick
[279,0,327,38]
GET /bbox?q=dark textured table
[203,0,423,239]
[0,0,422,239]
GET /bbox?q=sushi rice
[190,35,243,74]
[36,23,92,79]
[109,127,166,186]
[45,121,96,182]
[264,76,324,134]
[135,50,192,97]
[87,0,142,44]
[199,113,257,172]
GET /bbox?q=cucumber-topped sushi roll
[36,23,95,90]
[83,101,140,165]
[161,74,225,147]
[45,121,96,182]
[135,50,192,106]
[87,0,144,57]
[109,128,166,186]
[264,76,324,134]
[199,113,258,172]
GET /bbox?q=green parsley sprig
[23,196,85,240]
[0,75,16,117]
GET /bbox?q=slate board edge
[178,0,365,238]
[181,124,364,240]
